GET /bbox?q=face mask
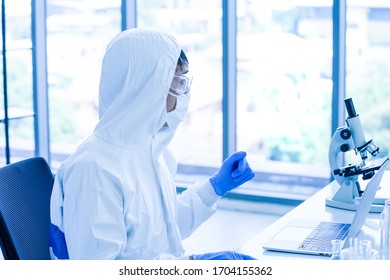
[165,91,191,128]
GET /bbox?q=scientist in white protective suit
[49,28,256,260]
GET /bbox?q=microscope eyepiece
[344,98,358,118]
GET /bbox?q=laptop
[263,157,389,256]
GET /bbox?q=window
[0,0,34,165]
[345,2,390,160]
[237,1,333,172]
[138,1,332,200]
[2,1,388,203]
[137,0,223,168]
[235,1,334,199]
[46,0,121,169]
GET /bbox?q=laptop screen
[344,157,389,243]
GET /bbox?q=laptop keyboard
[297,222,351,253]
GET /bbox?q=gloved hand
[209,151,255,196]
[191,251,256,260]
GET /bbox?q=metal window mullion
[331,0,347,135]
[1,0,10,164]
[121,0,137,30]
[32,0,50,163]
[222,0,237,160]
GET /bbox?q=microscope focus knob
[340,129,351,140]
[340,143,350,152]
[362,171,375,180]
[333,169,342,176]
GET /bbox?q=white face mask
[165,91,191,128]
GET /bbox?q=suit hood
[94,28,181,148]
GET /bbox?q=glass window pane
[137,0,223,167]
[7,50,33,111]
[46,0,121,168]
[8,116,35,162]
[346,3,390,159]
[1,0,33,165]
[6,0,32,50]
[5,50,34,162]
[237,1,333,176]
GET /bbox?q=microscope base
[325,197,384,213]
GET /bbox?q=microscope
[326,98,389,213]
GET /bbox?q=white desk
[237,171,390,259]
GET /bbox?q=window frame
[3,0,351,203]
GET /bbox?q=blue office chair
[0,157,54,260]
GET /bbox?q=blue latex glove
[210,151,255,196]
[192,251,256,260]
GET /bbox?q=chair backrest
[0,157,54,260]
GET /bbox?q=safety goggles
[169,72,193,96]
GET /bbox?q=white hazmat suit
[49,29,220,260]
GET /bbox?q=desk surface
[237,171,390,260]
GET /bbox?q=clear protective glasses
[169,72,193,96]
